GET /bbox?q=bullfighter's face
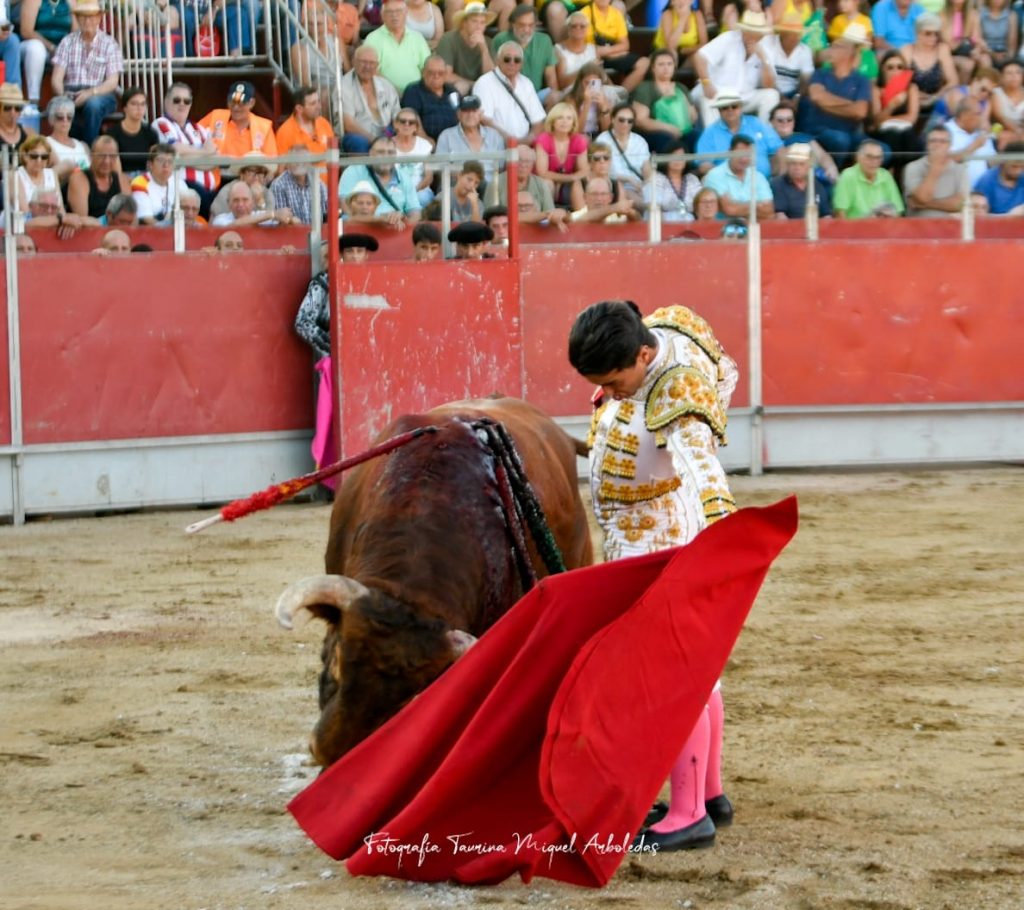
[583,343,658,401]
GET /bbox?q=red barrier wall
[337,259,522,455]
[25,225,313,253]
[18,253,312,444]
[761,240,1024,406]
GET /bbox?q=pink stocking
[705,686,724,799]
[649,704,711,833]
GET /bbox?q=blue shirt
[972,165,1024,214]
[770,173,833,218]
[703,162,774,204]
[696,115,782,178]
[339,164,421,216]
[871,0,924,48]
[804,68,872,136]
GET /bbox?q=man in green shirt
[364,0,432,94]
[833,139,905,218]
[437,2,496,95]
[491,4,558,103]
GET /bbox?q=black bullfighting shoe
[632,814,717,852]
[643,800,669,828]
[705,793,734,828]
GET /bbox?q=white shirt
[946,119,997,188]
[131,171,190,223]
[595,129,650,187]
[697,31,769,96]
[473,70,545,141]
[556,42,598,81]
[760,36,813,97]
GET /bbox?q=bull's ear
[275,575,369,630]
[445,629,477,658]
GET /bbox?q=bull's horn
[275,575,370,630]
[446,629,478,657]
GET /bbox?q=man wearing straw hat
[761,9,815,100]
[0,83,32,156]
[50,0,122,144]
[437,2,498,96]
[800,22,873,165]
[692,10,779,126]
[770,142,833,218]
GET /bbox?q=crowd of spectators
[4,0,1024,255]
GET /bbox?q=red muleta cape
[288,497,798,887]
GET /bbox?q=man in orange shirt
[275,85,335,159]
[199,81,279,163]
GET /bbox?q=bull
[276,397,593,767]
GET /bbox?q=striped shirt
[152,117,218,191]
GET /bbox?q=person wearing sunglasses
[392,107,436,208]
[490,5,559,103]
[43,95,89,181]
[153,81,218,213]
[472,39,546,144]
[0,83,31,159]
[899,13,959,113]
[595,102,651,206]
[15,134,61,213]
[869,49,924,165]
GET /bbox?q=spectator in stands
[696,87,784,178]
[182,0,253,57]
[153,82,218,214]
[215,231,245,253]
[103,193,139,227]
[210,153,274,219]
[95,229,131,254]
[178,188,206,227]
[67,135,130,219]
[584,0,650,94]
[276,85,335,162]
[570,175,640,222]
[771,142,833,218]
[131,143,191,226]
[483,204,509,246]
[15,135,60,212]
[702,134,775,219]
[447,220,495,258]
[492,5,559,103]
[871,50,923,166]
[44,95,89,181]
[585,139,628,205]
[0,17,21,96]
[993,58,1024,139]
[873,0,925,52]
[942,0,983,83]
[23,186,95,238]
[632,49,698,154]
[412,221,443,259]
[339,233,379,262]
[437,2,497,96]
[830,0,874,49]
[18,0,73,119]
[0,83,31,156]
[199,81,279,165]
[401,55,460,141]
[339,135,422,223]
[970,139,1024,210]
[292,0,350,88]
[392,108,436,207]
[947,95,998,184]
[770,101,841,181]
[693,10,778,126]
[484,144,568,229]
[344,181,392,226]
[567,62,620,140]
[596,103,651,206]
[644,150,701,221]
[800,23,873,165]
[653,0,709,70]
[423,160,485,220]
[692,186,722,221]
[270,143,328,225]
[534,101,589,210]
[933,64,998,131]
[762,10,814,100]
[339,44,402,153]
[50,0,122,144]
[902,124,968,215]
[365,0,432,94]
[445,0,515,33]
[977,0,1018,68]
[8,234,38,256]
[211,180,296,227]
[406,0,444,51]
[436,94,506,185]
[833,138,906,216]
[555,12,599,91]
[106,86,153,176]
[474,40,546,143]
[901,13,959,116]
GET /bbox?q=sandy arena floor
[2,467,1022,910]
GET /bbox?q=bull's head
[276,575,476,767]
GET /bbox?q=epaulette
[644,306,723,365]
[644,365,728,443]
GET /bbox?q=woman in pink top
[534,101,590,210]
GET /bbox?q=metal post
[648,161,661,243]
[806,163,819,242]
[327,139,343,458]
[746,219,764,476]
[507,144,520,259]
[960,165,974,241]
[3,149,25,523]
[310,169,323,275]
[441,161,452,258]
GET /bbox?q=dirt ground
[2,467,1023,910]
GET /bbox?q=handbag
[195,22,221,57]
